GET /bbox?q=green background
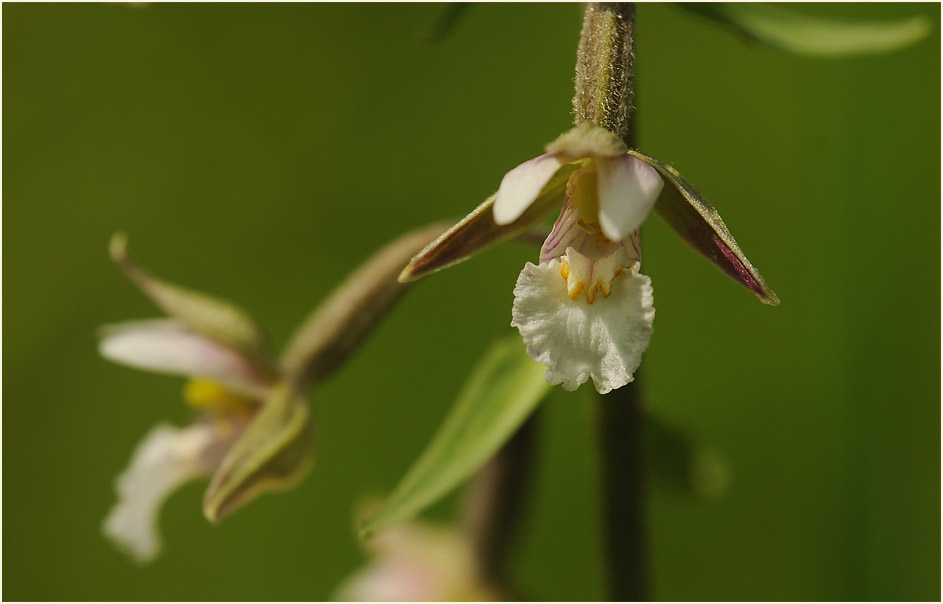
[3,3,939,601]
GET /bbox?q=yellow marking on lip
[568,282,585,301]
[184,378,255,415]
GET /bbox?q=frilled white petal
[596,154,664,241]
[99,319,268,397]
[493,153,563,225]
[102,421,223,563]
[511,256,655,394]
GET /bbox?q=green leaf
[203,383,314,523]
[629,150,780,306]
[682,3,931,57]
[109,233,276,367]
[361,334,550,537]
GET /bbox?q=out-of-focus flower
[334,521,502,602]
[99,235,311,563]
[101,224,449,563]
[400,124,777,394]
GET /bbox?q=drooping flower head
[99,235,312,562]
[494,125,664,393]
[100,224,450,563]
[399,124,778,394]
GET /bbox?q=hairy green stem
[574,2,637,144]
[577,2,649,600]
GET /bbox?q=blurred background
[3,3,939,601]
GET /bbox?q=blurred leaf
[425,3,472,43]
[646,414,730,499]
[203,383,315,523]
[629,151,779,305]
[280,222,451,388]
[681,3,932,57]
[361,334,550,537]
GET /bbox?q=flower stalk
[577,2,650,601]
[574,2,636,144]
[461,413,539,593]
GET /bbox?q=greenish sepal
[280,222,452,388]
[681,3,931,57]
[399,165,578,282]
[646,413,730,500]
[202,383,314,523]
[627,151,780,305]
[109,233,278,369]
[360,334,551,538]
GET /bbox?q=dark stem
[596,380,648,601]
[578,2,649,599]
[462,412,539,592]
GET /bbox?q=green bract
[682,3,932,57]
[361,335,551,537]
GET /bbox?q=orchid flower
[99,235,311,563]
[401,123,778,394]
[101,224,449,563]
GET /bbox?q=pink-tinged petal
[596,154,664,241]
[540,182,642,264]
[493,153,565,225]
[109,234,276,365]
[627,150,780,305]
[98,319,270,397]
[334,522,500,602]
[102,419,242,563]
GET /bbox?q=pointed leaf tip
[109,232,130,263]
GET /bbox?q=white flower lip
[102,421,223,563]
[492,153,563,225]
[511,252,655,395]
[596,154,664,241]
[99,319,270,397]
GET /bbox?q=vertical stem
[462,413,539,592]
[576,2,648,600]
[596,381,648,601]
[573,2,637,144]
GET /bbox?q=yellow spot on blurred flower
[184,378,255,415]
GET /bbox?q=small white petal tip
[493,154,562,225]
